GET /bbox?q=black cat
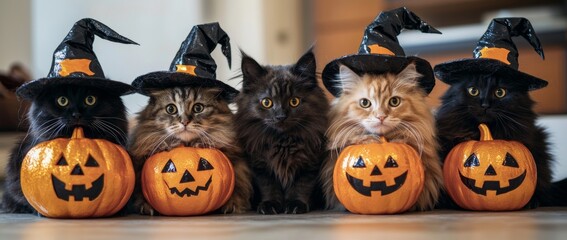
[235,49,329,214]
[2,86,128,213]
[435,73,564,208]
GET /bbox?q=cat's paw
[220,200,248,214]
[257,201,283,215]
[284,200,309,214]
[134,198,159,216]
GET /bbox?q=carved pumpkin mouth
[51,174,104,201]
[459,170,526,196]
[168,176,212,197]
[346,171,408,196]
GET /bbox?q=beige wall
[0,0,31,72]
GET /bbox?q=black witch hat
[434,18,548,90]
[322,7,441,97]
[16,18,137,100]
[132,22,238,101]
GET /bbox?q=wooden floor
[1,208,567,240]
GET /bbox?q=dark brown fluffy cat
[321,63,443,211]
[128,87,252,215]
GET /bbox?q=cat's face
[335,63,425,135]
[239,50,326,132]
[29,86,127,144]
[144,87,232,144]
[442,73,534,125]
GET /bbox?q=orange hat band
[175,64,197,76]
[478,47,511,65]
[58,59,95,77]
[368,44,396,56]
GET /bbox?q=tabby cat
[128,87,252,214]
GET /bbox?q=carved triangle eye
[85,155,99,167]
[56,156,68,166]
[162,159,177,173]
[197,158,214,171]
[384,156,398,168]
[464,153,480,167]
[352,156,366,168]
[502,153,519,168]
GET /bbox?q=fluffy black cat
[435,73,565,208]
[235,49,329,214]
[2,86,128,213]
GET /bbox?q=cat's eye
[57,96,69,107]
[359,98,371,108]
[495,88,506,98]
[467,87,480,97]
[165,104,178,115]
[192,103,205,113]
[389,96,401,107]
[261,98,273,109]
[85,95,97,106]
[289,97,300,107]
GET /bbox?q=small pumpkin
[141,147,235,216]
[443,124,537,211]
[333,136,425,214]
[21,127,135,218]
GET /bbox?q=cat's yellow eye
[289,97,300,108]
[57,96,69,107]
[192,103,205,113]
[389,96,401,107]
[495,88,506,98]
[467,87,480,96]
[261,98,273,109]
[165,104,178,115]
[359,98,371,108]
[85,95,97,106]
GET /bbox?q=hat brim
[434,58,548,91]
[16,77,135,100]
[322,54,435,97]
[132,71,239,101]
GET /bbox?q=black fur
[2,86,128,213]
[235,49,329,214]
[435,72,565,208]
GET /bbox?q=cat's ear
[292,48,317,82]
[397,63,422,84]
[338,64,361,94]
[241,51,266,87]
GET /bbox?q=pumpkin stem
[379,136,388,143]
[478,124,493,141]
[71,127,85,139]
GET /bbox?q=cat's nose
[180,120,190,126]
[378,116,386,122]
[72,112,82,119]
[275,115,287,122]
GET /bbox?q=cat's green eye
[261,98,273,109]
[359,98,371,108]
[57,96,69,107]
[467,87,480,97]
[192,103,205,113]
[389,96,401,107]
[289,97,300,107]
[165,104,178,115]
[85,95,97,106]
[495,88,506,98]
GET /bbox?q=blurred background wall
[1,0,566,180]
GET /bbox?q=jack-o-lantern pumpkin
[443,124,537,211]
[20,127,135,218]
[141,147,235,216]
[333,137,425,214]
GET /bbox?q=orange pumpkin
[333,136,425,214]
[443,124,537,211]
[141,147,235,216]
[21,127,135,218]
